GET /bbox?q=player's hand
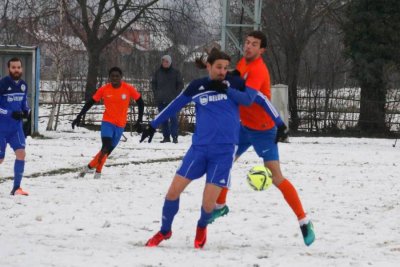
[23,110,30,118]
[207,80,229,94]
[228,69,241,76]
[275,124,289,143]
[133,121,143,133]
[11,111,24,120]
[72,115,82,129]
[140,124,156,143]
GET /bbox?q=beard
[9,71,22,80]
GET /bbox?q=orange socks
[216,187,228,205]
[96,153,108,173]
[88,151,108,173]
[278,179,306,220]
[215,178,306,221]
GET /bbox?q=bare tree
[262,0,344,131]
[61,0,162,100]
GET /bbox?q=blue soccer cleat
[300,221,315,246]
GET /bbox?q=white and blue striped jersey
[151,75,284,145]
[0,76,30,131]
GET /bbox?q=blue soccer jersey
[152,76,254,145]
[0,76,30,131]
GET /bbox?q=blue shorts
[236,125,279,162]
[0,127,26,159]
[176,144,237,188]
[100,121,124,147]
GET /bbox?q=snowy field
[1,116,400,267]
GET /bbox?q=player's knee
[101,137,113,154]
[165,190,180,201]
[15,149,26,160]
[0,158,4,164]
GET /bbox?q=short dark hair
[8,57,22,68]
[247,31,267,48]
[108,66,122,76]
[195,47,231,69]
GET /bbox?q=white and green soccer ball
[246,165,273,191]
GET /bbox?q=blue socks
[13,159,25,190]
[197,207,212,228]
[160,198,180,234]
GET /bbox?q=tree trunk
[46,61,63,131]
[85,50,101,101]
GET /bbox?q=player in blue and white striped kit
[0,58,30,196]
[140,48,286,248]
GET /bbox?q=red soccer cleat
[145,231,172,247]
[11,187,29,196]
[194,226,207,249]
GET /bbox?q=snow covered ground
[1,116,399,267]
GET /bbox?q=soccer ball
[246,166,273,191]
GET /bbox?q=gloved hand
[275,124,289,143]
[72,114,82,129]
[140,124,156,143]
[23,110,30,118]
[207,80,229,94]
[228,69,241,76]
[133,121,143,133]
[11,111,25,120]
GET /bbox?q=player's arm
[253,93,285,127]
[253,94,288,142]
[0,106,12,119]
[0,82,21,120]
[212,75,257,106]
[140,85,193,143]
[21,86,31,118]
[151,92,190,129]
[0,81,11,118]
[226,86,258,106]
[72,88,103,131]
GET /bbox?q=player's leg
[195,183,223,248]
[253,127,314,246]
[146,145,206,247]
[8,128,28,195]
[146,174,192,247]
[93,124,124,178]
[210,126,251,223]
[0,134,6,164]
[84,122,112,178]
[195,144,235,248]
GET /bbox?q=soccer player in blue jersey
[0,58,30,196]
[140,48,286,248]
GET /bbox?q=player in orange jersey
[72,67,144,178]
[210,31,315,246]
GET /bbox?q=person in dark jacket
[151,55,184,143]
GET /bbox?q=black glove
[275,124,289,143]
[133,121,143,133]
[72,115,82,129]
[207,80,228,94]
[23,110,30,118]
[11,111,25,120]
[140,124,156,143]
[228,69,241,76]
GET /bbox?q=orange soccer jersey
[92,81,141,127]
[236,57,275,131]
